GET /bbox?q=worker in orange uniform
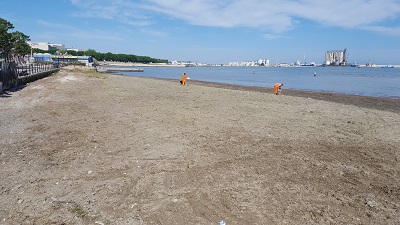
[181,73,187,85]
[274,83,283,95]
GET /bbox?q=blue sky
[1,0,400,64]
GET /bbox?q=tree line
[1,17,168,64]
[33,48,168,64]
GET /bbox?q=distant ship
[381,63,394,68]
[301,61,316,67]
[350,62,358,67]
[357,60,377,68]
[298,54,316,67]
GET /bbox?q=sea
[112,66,400,99]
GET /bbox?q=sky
[1,0,400,65]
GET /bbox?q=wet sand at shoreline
[151,77,400,113]
[1,68,399,224]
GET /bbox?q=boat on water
[357,60,377,68]
[301,62,316,67]
[294,56,316,67]
[381,63,394,68]
[300,54,316,67]
[350,62,358,67]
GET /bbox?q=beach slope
[1,68,399,224]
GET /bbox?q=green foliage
[69,205,89,219]
[82,49,168,63]
[71,68,107,79]
[32,47,168,64]
[12,31,30,55]
[0,18,30,62]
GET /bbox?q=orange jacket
[274,83,283,94]
[181,73,187,83]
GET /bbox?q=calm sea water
[114,66,400,99]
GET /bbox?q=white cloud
[37,20,124,41]
[361,25,400,36]
[68,29,124,41]
[263,34,280,40]
[291,0,400,28]
[69,0,400,35]
[139,28,169,38]
[69,0,152,26]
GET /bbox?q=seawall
[17,69,60,86]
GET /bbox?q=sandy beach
[1,67,399,224]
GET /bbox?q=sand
[0,67,399,225]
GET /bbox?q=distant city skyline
[1,0,400,65]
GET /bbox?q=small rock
[367,200,378,208]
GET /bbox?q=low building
[33,53,52,62]
[27,42,66,51]
[27,42,50,51]
[32,53,93,65]
[49,43,66,51]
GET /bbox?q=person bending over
[274,83,283,95]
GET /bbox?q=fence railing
[1,62,58,92]
[17,63,57,76]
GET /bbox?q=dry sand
[0,67,399,225]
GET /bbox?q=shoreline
[99,62,186,67]
[119,75,400,114]
[190,79,400,113]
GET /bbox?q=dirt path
[1,68,399,224]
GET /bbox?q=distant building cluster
[170,60,209,67]
[227,59,270,67]
[27,41,354,68]
[32,53,93,64]
[226,49,349,67]
[25,41,92,65]
[27,42,85,52]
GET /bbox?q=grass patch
[68,68,107,79]
[69,205,89,219]
[66,203,110,223]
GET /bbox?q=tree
[12,31,31,57]
[0,18,15,61]
[85,48,97,57]
[0,18,30,63]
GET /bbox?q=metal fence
[0,62,57,92]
